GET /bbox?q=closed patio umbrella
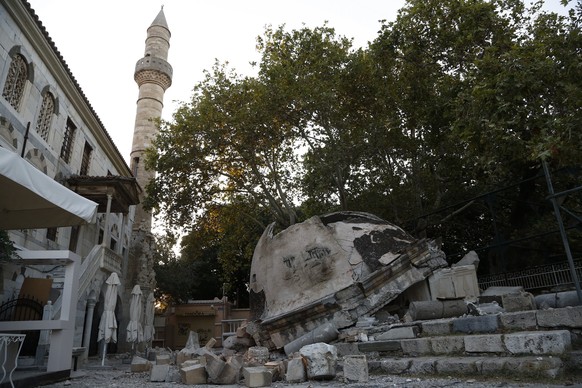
[97,272,120,366]
[143,293,155,348]
[126,284,143,353]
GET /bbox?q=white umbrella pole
[101,341,106,366]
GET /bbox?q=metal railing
[478,259,582,292]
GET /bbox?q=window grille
[60,118,76,163]
[46,227,57,242]
[80,142,92,175]
[2,54,27,110]
[36,92,55,142]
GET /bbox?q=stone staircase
[335,306,582,379]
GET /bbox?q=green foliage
[0,230,17,261]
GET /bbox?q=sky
[27,0,571,166]
[25,0,406,164]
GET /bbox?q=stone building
[0,0,169,364]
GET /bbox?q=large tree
[148,0,582,287]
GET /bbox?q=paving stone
[465,334,504,353]
[243,366,272,387]
[342,355,368,382]
[430,335,464,354]
[452,315,499,334]
[537,306,582,328]
[499,310,537,331]
[504,330,571,355]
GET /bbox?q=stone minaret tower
[122,7,172,350]
[130,6,172,232]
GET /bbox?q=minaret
[121,7,172,352]
[130,7,172,231]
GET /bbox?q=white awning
[0,147,98,229]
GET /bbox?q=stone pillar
[82,292,97,362]
[102,193,112,247]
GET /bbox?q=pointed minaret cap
[150,6,169,30]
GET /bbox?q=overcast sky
[27,1,570,165]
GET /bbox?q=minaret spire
[130,7,173,231]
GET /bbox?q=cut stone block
[379,358,410,374]
[299,343,337,380]
[243,366,272,387]
[375,326,418,341]
[452,315,498,334]
[205,337,217,349]
[430,336,464,354]
[181,364,207,385]
[343,355,368,382]
[334,343,361,356]
[245,346,269,366]
[212,356,242,385]
[465,334,504,353]
[358,340,400,353]
[264,361,285,381]
[499,311,537,331]
[131,356,152,372]
[420,319,452,336]
[185,331,200,349]
[504,330,571,355]
[285,357,306,383]
[408,358,435,374]
[150,364,169,382]
[156,354,171,365]
[537,306,582,328]
[400,338,431,356]
[435,357,478,375]
[204,352,225,381]
[429,265,479,300]
[501,292,536,312]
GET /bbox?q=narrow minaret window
[132,157,139,176]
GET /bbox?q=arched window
[2,54,28,110]
[36,92,55,142]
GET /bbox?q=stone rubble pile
[129,320,374,387]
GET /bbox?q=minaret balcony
[134,56,173,89]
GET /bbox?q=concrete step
[351,329,572,357]
[367,355,565,379]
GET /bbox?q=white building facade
[0,0,156,362]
